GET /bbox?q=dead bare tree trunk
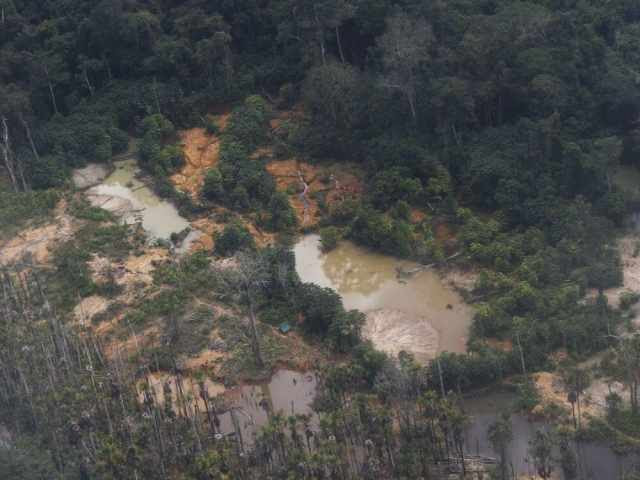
[83,67,95,96]
[336,26,345,63]
[246,286,265,368]
[43,64,59,115]
[1,115,18,192]
[314,8,326,65]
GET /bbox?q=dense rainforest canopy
[3,0,640,478]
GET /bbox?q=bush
[30,154,68,189]
[42,109,122,168]
[328,310,364,352]
[319,226,341,252]
[70,199,113,222]
[267,191,297,231]
[0,189,60,237]
[202,168,224,201]
[204,115,219,135]
[620,291,640,310]
[278,83,297,108]
[109,127,130,154]
[51,243,96,309]
[391,200,411,220]
[229,185,250,210]
[214,221,255,256]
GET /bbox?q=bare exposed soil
[85,192,135,217]
[439,266,479,294]
[84,248,170,358]
[190,213,276,252]
[0,200,75,267]
[73,295,109,325]
[363,308,439,362]
[266,159,364,227]
[171,113,230,199]
[72,163,109,189]
[532,369,626,421]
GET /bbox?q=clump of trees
[201,96,297,231]
[138,113,184,176]
[214,221,255,256]
[210,96,275,212]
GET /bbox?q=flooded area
[85,158,190,240]
[293,234,472,362]
[462,391,636,479]
[217,369,317,446]
[139,369,317,447]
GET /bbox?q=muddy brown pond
[293,234,472,362]
[85,159,192,241]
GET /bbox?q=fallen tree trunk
[395,251,462,278]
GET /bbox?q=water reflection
[462,391,637,479]
[87,159,190,240]
[294,234,472,360]
[218,370,318,445]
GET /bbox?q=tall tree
[529,429,556,480]
[377,11,433,121]
[559,362,591,429]
[488,412,513,480]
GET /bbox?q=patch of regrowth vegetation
[70,198,114,222]
[222,95,271,151]
[200,96,297,230]
[0,189,60,238]
[217,314,287,382]
[48,220,134,311]
[152,252,215,293]
[620,291,640,310]
[126,289,188,329]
